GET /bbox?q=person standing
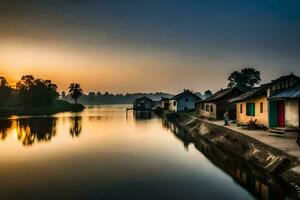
[224,111,229,126]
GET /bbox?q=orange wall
[236,96,268,127]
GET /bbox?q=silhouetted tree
[16,75,59,106]
[68,83,83,103]
[0,77,12,104]
[228,67,261,91]
[204,90,213,97]
[87,92,96,103]
[61,91,66,98]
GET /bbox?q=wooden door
[269,101,277,128]
[277,101,285,127]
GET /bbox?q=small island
[0,75,84,116]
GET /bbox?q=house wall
[236,96,268,127]
[169,100,177,112]
[176,94,199,112]
[285,99,299,128]
[197,103,217,119]
[160,101,165,108]
[134,98,152,110]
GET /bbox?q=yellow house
[230,86,268,128]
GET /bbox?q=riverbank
[0,99,85,117]
[165,112,300,193]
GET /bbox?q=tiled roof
[228,86,267,103]
[134,96,153,102]
[200,88,238,103]
[170,90,201,101]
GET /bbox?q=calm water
[0,105,295,199]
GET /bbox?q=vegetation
[204,90,213,97]
[228,67,261,91]
[0,75,84,116]
[69,83,83,104]
[16,75,59,106]
[62,92,174,105]
[0,77,13,105]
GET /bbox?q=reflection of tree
[17,117,57,146]
[0,119,12,140]
[69,116,82,138]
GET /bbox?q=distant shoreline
[0,99,85,117]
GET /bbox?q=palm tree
[0,77,8,87]
[68,83,83,104]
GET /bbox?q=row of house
[196,74,300,133]
[133,73,300,133]
[134,89,202,112]
[158,73,300,134]
[230,74,300,133]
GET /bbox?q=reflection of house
[169,90,201,112]
[268,81,300,133]
[195,88,243,120]
[133,96,154,111]
[193,135,287,200]
[163,117,294,199]
[134,111,153,120]
[230,86,269,128]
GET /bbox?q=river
[0,105,295,199]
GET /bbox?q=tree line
[0,75,83,107]
[62,92,174,105]
[1,67,261,106]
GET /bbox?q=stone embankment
[166,112,300,188]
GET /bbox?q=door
[141,101,145,110]
[277,100,285,127]
[269,101,277,127]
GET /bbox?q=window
[285,80,289,88]
[246,103,255,116]
[210,105,213,112]
[201,103,204,110]
[185,98,189,102]
[260,102,263,113]
[272,85,276,91]
[280,81,284,90]
[240,104,243,113]
[206,105,209,111]
[173,101,176,106]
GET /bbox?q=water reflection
[69,116,82,138]
[17,117,57,146]
[0,116,84,146]
[133,111,153,120]
[163,118,298,200]
[0,119,12,140]
[163,118,192,151]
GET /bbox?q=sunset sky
[0,0,300,93]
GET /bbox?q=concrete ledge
[166,112,300,190]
